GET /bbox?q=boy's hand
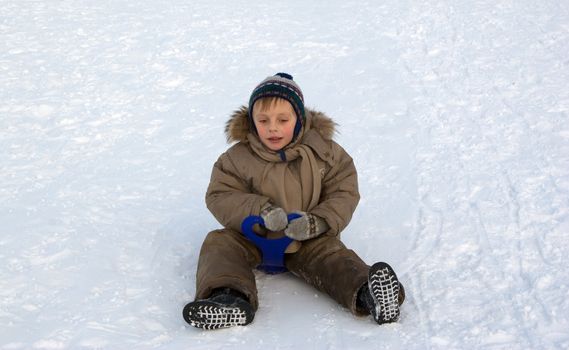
[260,205,288,231]
[284,212,330,241]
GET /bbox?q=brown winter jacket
[205,106,360,251]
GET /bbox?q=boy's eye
[279,119,289,123]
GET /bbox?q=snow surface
[1,0,569,349]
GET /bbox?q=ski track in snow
[1,0,569,349]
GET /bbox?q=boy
[183,73,405,330]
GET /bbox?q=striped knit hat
[248,72,305,138]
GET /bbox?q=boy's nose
[269,122,278,131]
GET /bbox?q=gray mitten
[260,204,288,231]
[284,212,330,241]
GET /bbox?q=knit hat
[248,73,305,138]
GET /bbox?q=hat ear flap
[248,107,258,135]
[293,117,302,140]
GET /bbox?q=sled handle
[241,213,301,274]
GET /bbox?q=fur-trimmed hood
[225,106,337,144]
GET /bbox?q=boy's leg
[194,228,262,310]
[185,229,262,329]
[284,235,369,315]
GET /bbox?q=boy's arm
[205,152,271,232]
[310,143,360,236]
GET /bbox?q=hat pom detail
[275,72,293,80]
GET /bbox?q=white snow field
[1,0,569,349]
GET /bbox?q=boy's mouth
[267,137,282,143]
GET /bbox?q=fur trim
[225,106,251,143]
[225,106,337,143]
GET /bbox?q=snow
[1,0,568,348]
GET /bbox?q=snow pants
[194,228,371,316]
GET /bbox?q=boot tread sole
[369,262,400,324]
[183,300,253,330]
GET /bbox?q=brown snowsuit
[195,106,372,315]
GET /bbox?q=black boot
[183,288,255,330]
[357,262,402,325]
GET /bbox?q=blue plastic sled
[241,213,301,274]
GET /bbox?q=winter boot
[357,262,402,325]
[183,287,255,330]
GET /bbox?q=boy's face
[252,99,297,151]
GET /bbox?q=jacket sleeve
[310,142,360,236]
[205,150,271,232]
